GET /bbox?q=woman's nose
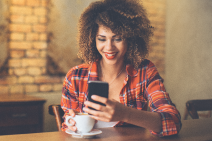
[105,40,113,49]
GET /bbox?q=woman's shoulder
[139,59,155,68]
[66,63,90,77]
[74,63,90,70]
[138,59,160,76]
[140,59,162,80]
[126,59,156,76]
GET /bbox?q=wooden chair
[183,99,212,120]
[48,104,64,131]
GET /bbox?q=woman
[61,0,181,137]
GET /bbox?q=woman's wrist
[121,106,131,123]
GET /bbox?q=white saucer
[65,129,102,138]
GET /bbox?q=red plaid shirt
[61,59,181,137]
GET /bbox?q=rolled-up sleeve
[145,63,182,137]
[60,69,81,131]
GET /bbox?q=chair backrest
[48,104,64,131]
[184,99,212,119]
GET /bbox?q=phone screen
[88,81,108,106]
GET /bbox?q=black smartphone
[88,81,109,107]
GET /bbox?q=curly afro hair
[77,0,153,69]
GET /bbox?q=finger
[68,109,76,117]
[68,125,77,132]
[84,100,105,111]
[83,107,102,116]
[83,106,107,118]
[83,107,111,120]
[91,95,117,106]
[67,118,76,126]
[91,95,108,104]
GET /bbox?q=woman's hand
[83,95,162,133]
[83,95,128,122]
[65,109,77,132]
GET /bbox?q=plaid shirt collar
[87,61,138,82]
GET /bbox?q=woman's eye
[97,38,106,41]
[114,38,122,42]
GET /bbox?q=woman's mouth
[105,52,117,59]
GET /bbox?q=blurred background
[0,0,211,133]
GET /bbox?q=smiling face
[95,25,127,65]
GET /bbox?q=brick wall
[0,0,166,95]
[0,0,63,95]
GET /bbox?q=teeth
[106,53,116,56]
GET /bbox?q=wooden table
[0,118,211,141]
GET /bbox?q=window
[47,0,97,75]
[0,0,8,75]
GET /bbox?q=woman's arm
[61,69,81,131]
[144,61,181,136]
[124,105,162,133]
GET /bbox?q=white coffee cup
[65,113,95,133]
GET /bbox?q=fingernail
[71,121,75,125]
[73,126,77,131]
[83,107,87,111]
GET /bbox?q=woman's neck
[98,59,126,84]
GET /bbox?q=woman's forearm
[123,106,162,133]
